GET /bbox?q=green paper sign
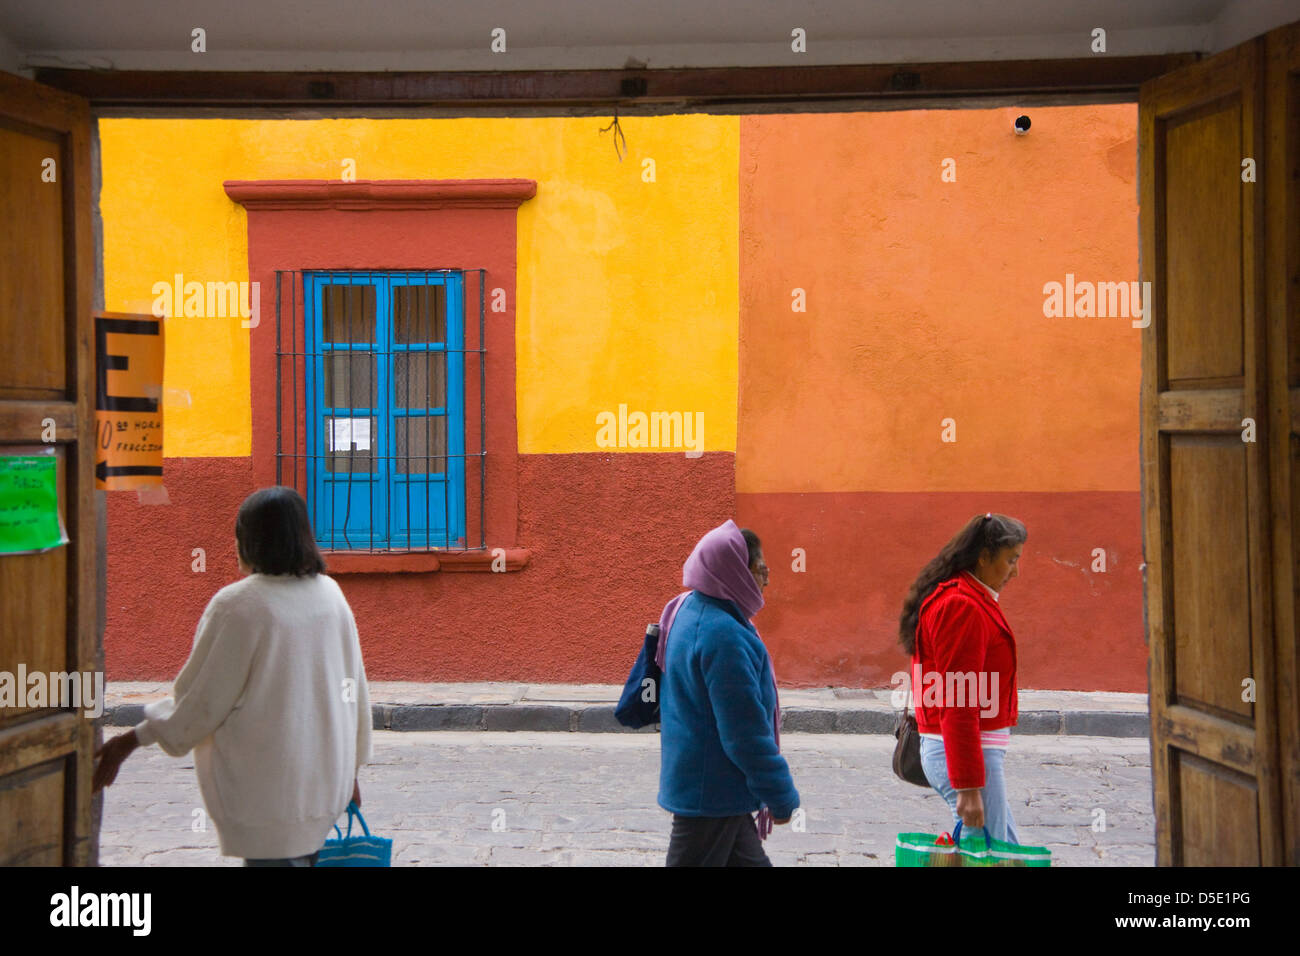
[0,456,68,555]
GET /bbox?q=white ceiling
[0,0,1295,76]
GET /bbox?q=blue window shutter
[305,272,385,549]
[448,273,467,545]
[305,271,467,551]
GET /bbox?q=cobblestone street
[97,729,1155,866]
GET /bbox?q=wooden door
[1140,20,1299,866]
[0,73,97,865]
[1262,21,1300,866]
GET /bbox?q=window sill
[324,548,530,575]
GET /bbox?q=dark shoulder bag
[893,630,932,787]
[893,703,931,787]
[614,623,662,728]
[616,593,689,729]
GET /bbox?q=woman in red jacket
[899,512,1027,844]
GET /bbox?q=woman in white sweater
[94,486,372,866]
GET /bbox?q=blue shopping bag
[615,623,662,728]
[317,802,392,867]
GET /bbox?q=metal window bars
[274,269,487,552]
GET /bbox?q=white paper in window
[329,417,371,451]
[329,418,351,451]
[351,418,371,450]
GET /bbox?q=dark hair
[897,513,1027,654]
[739,527,762,568]
[235,486,326,577]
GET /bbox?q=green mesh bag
[895,823,1052,867]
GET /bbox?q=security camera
[1014,115,1031,135]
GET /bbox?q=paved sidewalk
[104,682,1150,736]
[97,729,1155,866]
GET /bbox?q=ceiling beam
[35,54,1200,108]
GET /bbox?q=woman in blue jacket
[657,519,799,866]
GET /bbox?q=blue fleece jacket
[657,591,800,819]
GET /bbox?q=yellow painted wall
[98,117,741,457]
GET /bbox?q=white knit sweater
[134,573,372,859]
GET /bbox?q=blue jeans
[919,736,1020,845]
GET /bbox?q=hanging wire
[599,109,628,162]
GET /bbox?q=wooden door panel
[0,759,66,866]
[1141,31,1284,865]
[1176,752,1261,865]
[0,120,67,399]
[1263,22,1300,864]
[1169,436,1253,720]
[1164,100,1244,384]
[0,446,70,724]
[0,72,96,867]
[1160,704,1255,774]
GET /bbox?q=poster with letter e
[94,312,164,490]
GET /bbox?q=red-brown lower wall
[105,453,736,683]
[106,461,1144,689]
[736,491,1146,691]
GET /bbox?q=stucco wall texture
[100,106,1143,689]
[106,455,736,682]
[736,106,1144,690]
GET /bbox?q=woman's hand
[93,730,139,792]
[956,788,985,829]
[352,777,361,808]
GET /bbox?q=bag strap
[952,821,992,848]
[345,801,372,838]
[654,591,689,670]
[907,627,922,719]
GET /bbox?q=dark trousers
[666,813,772,867]
[244,851,320,867]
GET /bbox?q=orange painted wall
[738,106,1140,495]
[736,106,1145,690]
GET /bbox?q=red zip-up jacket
[911,571,1018,790]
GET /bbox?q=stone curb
[102,703,1149,737]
